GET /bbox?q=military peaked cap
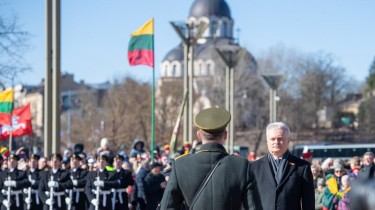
[50,153,62,161]
[30,153,40,160]
[97,154,109,162]
[194,107,231,133]
[71,153,82,161]
[114,154,124,161]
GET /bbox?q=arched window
[222,22,228,37]
[210,21,217,37]
[207,64,212,75]
[172,65,177,77]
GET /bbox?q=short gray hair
[266,122,290,137]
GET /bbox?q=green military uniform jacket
[159,143,263,210]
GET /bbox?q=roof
[189,0,231,19]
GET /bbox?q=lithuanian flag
[128,18,154,67]
[0,89,13,125]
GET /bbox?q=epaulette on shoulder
[175,153,190,161]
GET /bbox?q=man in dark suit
[251,122,314,210]
[160,107,263,210]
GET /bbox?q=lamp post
[216,47,245,154]
[170,21,207,143]
[262,74,283,123]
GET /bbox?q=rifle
[68,175,73,210]
[6,172,11,210]
[49,174,54,210]
[95,170,100,210]
[169,91,188,157]
[27,175,32,210]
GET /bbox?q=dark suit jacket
[160,143,263,210]
[251,153,314,210]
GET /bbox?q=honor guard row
[0,153,133,210]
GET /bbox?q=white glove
[48,181,59,188]
[2,199,11,208]
[65,197,72,205]
[4,180,16,187]
[72,179,78,186]
[28,176,36,185]
[91,199,99,206]
[25,197,32,204]
[93,180,104,187]
[46,198,53,206]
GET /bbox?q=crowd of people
[304,151,375,210]
[0,109,374,210]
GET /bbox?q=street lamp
[216,47,245,154]
[262,74,283,123]
[170,21,207,143]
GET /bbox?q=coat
[38,169,73,210]
[159,143,263,210]
[144,172,165,210]
[85,169,117,210]
[251,153,315,210]
[0,169,29,210]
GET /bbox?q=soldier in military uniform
[0,154,29,210]
[67,154,89,210]
[85,154,117,210]
[159,107,263,210]
[24,154,43,210]
[112,155,134,210]
[38,153,73,210]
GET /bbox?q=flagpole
[150,18,155,162]
[9,81,14,152]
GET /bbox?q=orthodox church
[159,0,258,118]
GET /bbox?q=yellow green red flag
[0,89,13,125]
[127,18,154,67]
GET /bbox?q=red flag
[0,104,33,140]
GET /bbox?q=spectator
[322,158,334,172]
[144,162,166,210]
[312,164,323,189]
[315,178,325,210]
[130,138,146,156]
[323,164,345,210]
[96,137,115,159]
[161,145,169,157]
[357,151,375,180]
[73,143,84,154]
[132,159,150,210]
[349,156,361,180]
[336,175,351,210]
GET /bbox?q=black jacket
[251,153,314,210]
[160,143,263,210]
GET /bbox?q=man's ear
[224,131,228,140]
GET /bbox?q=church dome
[163,44,184,62]
[189,0,231,19]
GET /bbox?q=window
[222,22,227,37]
[207,64,212,75]
[172,65,177,77]
[210,21,217,37]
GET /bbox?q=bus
[291,143,375,160]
